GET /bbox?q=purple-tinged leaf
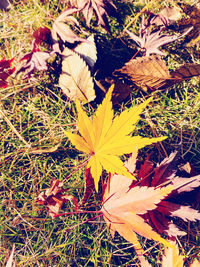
[70,0,117,31]
[16,41,50,79]
[126,26,193,56]
[51,8,88,52]
[0,0,11,11]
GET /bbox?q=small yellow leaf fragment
[162,241,184,267]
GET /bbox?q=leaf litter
[1,1,200,266]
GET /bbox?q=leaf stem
[63,158,89,182]
[65,214,103,231]
[54,210,102,218]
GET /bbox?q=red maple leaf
[133,151,200,238]
[16,40,50,79]
[0,58,15,88]
[33,27,52,46]
[36,179,78,218]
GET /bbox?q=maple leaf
[16,41,51,79]
[0,0,11,11]
[59,46,96,103]
[65,85,166,191]
[161,241,200,267]
[161,241,184,267]
[140,240,200,266]
[70,0,117,30]
[33,27,52,46]
[0,57,15,88]
[190,259,200,267]
[51,8,88,52]
[126,26,192,56]
[36,179,78,218]
[135,151,200,238]
[101,153,174,249]
[125,11,192,56]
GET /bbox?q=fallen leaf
[51,8,88,52]
[16,40,50,79]
[36,179,78,218]
[178,3,200,47]
[135,151,200,238]
[145,240,200,266]
[74,35,97,68]
[0,0,11,11]
[95,77,131,104]
[59,47,95,103]
[101,155,174,248]
[162,241,184,267]
[70,0,117,30]
[65,85,166,191]
[146,6,182,28]
[81,168,95,205]
[33,26,52,46]
[125,11,192,56]
[0,57,15,88]
[190,259,200,267]
[157,6,182,26]
[162,242,200,267]
[114,55,200,92]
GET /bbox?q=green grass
[1,0,200,266]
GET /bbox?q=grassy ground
[0,0,200,266]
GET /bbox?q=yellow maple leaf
[65,85,166,191]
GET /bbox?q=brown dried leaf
[178,3,200,47]
[114,55,200,92]
[95,77,131,104]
